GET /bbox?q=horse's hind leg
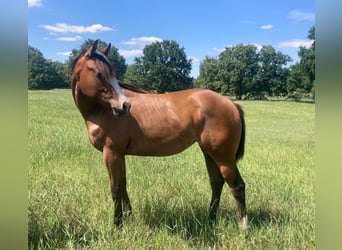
[220,163,248,229]
[202,150,224,222]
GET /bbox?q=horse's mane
[118,81,149,94]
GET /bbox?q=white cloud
[119,36,163,58]
[261,25,273,30]
[57,36,82,42]
[41,23,113,34]
[277,39,313,48]
[252,43,263,50]
[122,36,163,47]
[28,0,43,8]
[210,43,262,55]
[188,56,200,63]
[211,47,226,53]
[118,49,143,58]
[288,10,315,22]
[56,51,71,57]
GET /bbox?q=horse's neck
[74,86,100,120]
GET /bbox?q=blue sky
[28,0,315,77]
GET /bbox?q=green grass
[28,89,315,249]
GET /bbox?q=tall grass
[28,89,314,249]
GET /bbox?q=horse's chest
[86,122,106,151]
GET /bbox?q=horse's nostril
[123,101,131,112]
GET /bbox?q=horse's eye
[96,71,103,80]
[103,88,109,93]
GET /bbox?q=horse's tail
[234,102,245,162]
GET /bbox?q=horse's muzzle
[112,101,131,116]
[122,101,131,113]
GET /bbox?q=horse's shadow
[141,200,288,247]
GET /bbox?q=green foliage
[126,40,193,93]
[197,44,291,99]
[50,61,70,89]
[196,57,226,93]
[256,45,291,96]
[219,44,260,99]
[198,27,315,100]
[28,46,69,89]
[29,90,314,249]
[287,26,315,97]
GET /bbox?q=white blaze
[109,77,130,107]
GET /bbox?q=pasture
[28,89,314,249]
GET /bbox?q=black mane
[118,81,149,94]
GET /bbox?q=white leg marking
[241,215,249,230]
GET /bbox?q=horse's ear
[101,43,111,56]
[85,40,98,57]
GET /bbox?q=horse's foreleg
[220,164,248,229]
[103,147,126,228]
[122,169,132,216]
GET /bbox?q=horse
[71,40,248,229]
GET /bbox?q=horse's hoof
[240,215,248,230]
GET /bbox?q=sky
[28,0,315,77]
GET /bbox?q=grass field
[28,89,314,249]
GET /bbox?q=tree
[287,63,303,92]
[50,61,69,88]
[28,46,64,90]
[132,40,193,93]
[287,26,315,97]
[196,56,227,94]
[218,44,259,99]
[298,26,315,92]
[256,45,291,97]
[67,39,127,80]
[123,64,141,85]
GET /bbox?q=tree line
[28,27,314,101]
[196,27,315,100]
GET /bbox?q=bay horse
[71,40,248,229]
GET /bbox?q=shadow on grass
[247,208,290,229]
[28,209,99,250]
[141,199,289,248]
[142,201,220,247]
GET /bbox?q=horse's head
[72,40,131,116]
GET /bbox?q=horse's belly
[126,133,196,156]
